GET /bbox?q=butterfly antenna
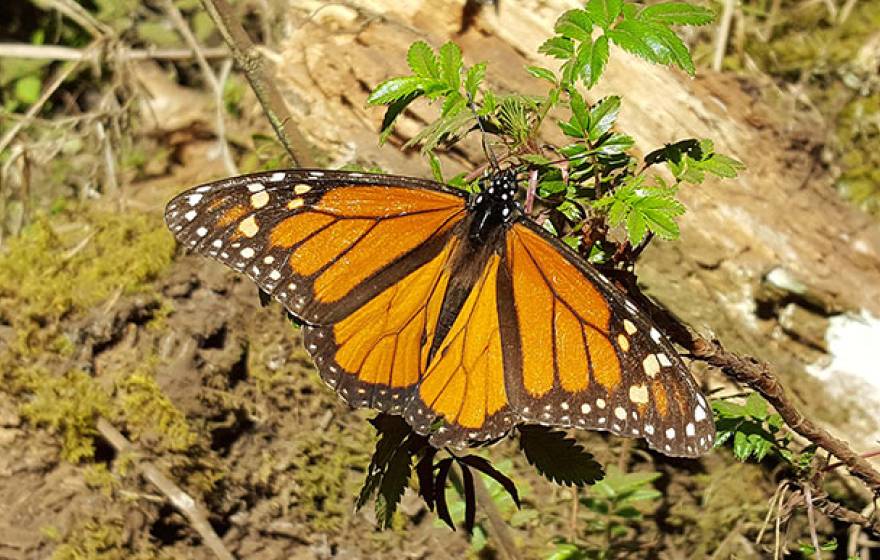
[467,93,499,172]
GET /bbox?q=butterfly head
[468,168,520,244]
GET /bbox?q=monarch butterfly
[165,167,715,457]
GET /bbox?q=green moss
[0,208,175,324]
[286,421,373,531]
[733,0,880,217]
[48,513,170,560]
[118,366,198,453]
[20,369,112,463]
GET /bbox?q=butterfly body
[165,168,715,457]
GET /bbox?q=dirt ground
[1,1,879,559]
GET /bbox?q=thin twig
[0,42,100,155]
[96,418,236,560]
[199,0,316,167]
[471,473,523,560]
[36,0,112,38]
[712,0,736,71]
[95,121,118,193]
[688,337,880,492]
[163,0,237,175]
[804,484,822,560]
[0,43,232,61]
[215,59,239,175]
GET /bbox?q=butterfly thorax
[468,169,518,245]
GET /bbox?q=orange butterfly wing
[165,170,468,408]
[499,221,714,456]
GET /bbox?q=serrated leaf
[357,414,412,510]
[376,445,412,528]
[597,133,634,154]
[569,89,590,135]
[700,153,745,178]
[442,90,466,117]
[416,450,437,510]
[428,152,444,183]
[589,95,621,139]
[525,65,558,84]
[744,393,769,419]
[713,400,747,418]
[638,2,715,25]
[626,209,648,244]
[520,153,552,165]
[539,36,575,59]
[435,457,455,529]
[606,25,661,64]
[586,0,624,28]
[459,463,476,535]
[407,41,439,79]
[368,76,427,105]
[465,62,486,99]
[378,90,421,143]
[554,9,594,42]
[439,42,462,90]
[458,455,521,508]
[587,34,609,87]
[519,426,604,487]
[616,20,694,74]
[558,120,584,139]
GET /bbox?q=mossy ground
[717,0,880,216]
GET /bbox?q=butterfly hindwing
[500,221,714,457]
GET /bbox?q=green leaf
[744,393,769,419]
[586,0,624,28]
[587,34,610,87]
[568,88,590,137]
[407,41,439,79]
[442,90,466,117]
[14,75,42,105]
[626,208,648,244]
[700,153,746,178]
[554,9,594,42]
[525,65,558,85]
[378,90,421,143]
[606,21,665,65]
[589,95,621,140]
[368,76,427,105]
[428,152,444,183]
[638,2,715,25]
[519,425,604,487]
[539,36,575,59]
[439,42,463,90]
[465,62,486,99]
[597,133,634,154]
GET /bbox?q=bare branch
[199,0,316,167]
[0,42,231,61]
[688,336,880,492]
[162,0,238,175]
[96,418,236,560]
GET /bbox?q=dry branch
[0,42,231,61]
[689,336,880,493]
[96,418,236,560]
[199,0,316,167]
